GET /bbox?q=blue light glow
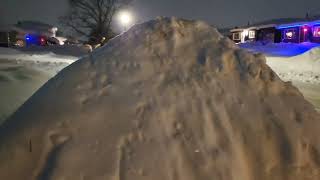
[277,23,320,30]
[25,35,32,41]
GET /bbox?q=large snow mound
[267,47,320,84]
[1,17,320,180]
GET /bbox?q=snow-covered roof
[230,18,320,32]
[276,19,320,29]
[12,21,58,37]
[230,24,277,32]
[15,21,56,30]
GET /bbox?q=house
[230,27,256,43]
[255,24,282,44]
[0,26,17,47]
[277,20,320,43]
[230,17,320,44]
[230,25,282,44]
[11,21,58,46]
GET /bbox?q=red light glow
[318,31,320,35]
[303,28,308,32]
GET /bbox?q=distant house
[277,20,320,43]
[0,26,17,47]
[0,27,10,47]
[230,17,320,44]
[11,21,58,46]
[13,21,58,37]
[230,24,282,44]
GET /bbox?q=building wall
[311,25,320,43]
[256,27,277,43]
[231,31,242,43]
[281,27,300,43]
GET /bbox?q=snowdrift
[0,17,320,180]
[0,46,81,64]
[0,60,52,124]
[267,47,320,84]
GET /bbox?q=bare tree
[60,0,130,44]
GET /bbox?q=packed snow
[239,42,320,111]
[0,17,319,180]
[239,42,320,84]
[0,60,50,123]
[0,45,87,123]
[267,47,320,84]
[0,46,81,64]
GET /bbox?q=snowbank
[240,42,320,57]
[0,18,319,180]
[0,60,50,123]
[266,47,320,84]
[0,46,81,64]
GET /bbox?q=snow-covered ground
[0,46,86,123]
[0,46,81,64]
[266,47,320,84]
[0,60,51,122]
[240,42,320,111]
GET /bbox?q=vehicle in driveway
[24,34,47,46]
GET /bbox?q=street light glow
[119,11,132,26]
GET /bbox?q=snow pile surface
[267,47,320,84]
[1,17,320,180]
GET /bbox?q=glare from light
[286,32,293,38]
[243,30,249,36]
[119,11,132,26]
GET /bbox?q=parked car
[47,37,67,45]
[25,34,47,46]
[47,37,60,45]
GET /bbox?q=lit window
[313,26,320,37]
[233,33,241,40]
[249,31,255,39]
[284,29,296,39]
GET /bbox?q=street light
[118,11,133,31]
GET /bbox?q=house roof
[276,19,320,29]
[230,24,277,32]
[12,21,57,33]
[230,17,320,32]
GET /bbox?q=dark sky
[1,0,320,28]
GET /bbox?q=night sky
[1,0,320,28]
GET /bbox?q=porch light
[286,32,293,38]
